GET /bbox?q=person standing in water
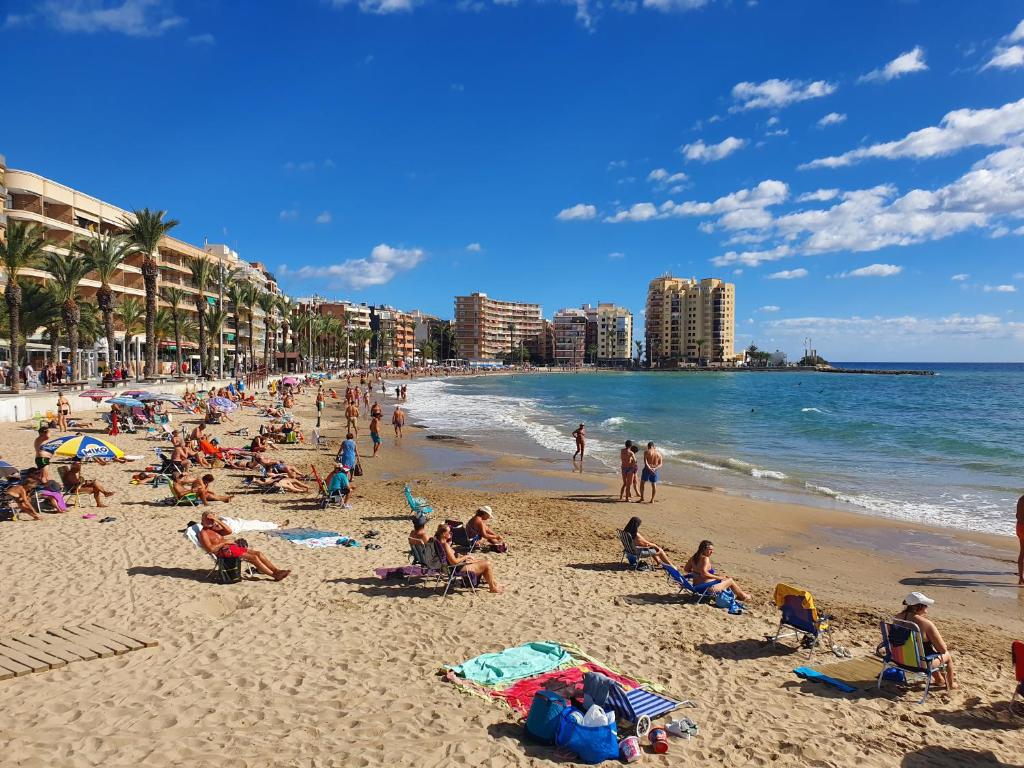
[619,440,637,502]
[572,423,586,460]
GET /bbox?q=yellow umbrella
[41,434,125,461]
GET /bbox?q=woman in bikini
[433,523,504,594]
[56,391,70,433]
[684,540,749,601]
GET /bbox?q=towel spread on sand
[793,666,856,693]
[267,528,359,549]
[451,642,573,686]
[495,663,640,717]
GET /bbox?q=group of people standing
[570,423,664,503]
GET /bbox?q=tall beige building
[645,276,735,365]
[454,292,543,361]
[588,303,633,364]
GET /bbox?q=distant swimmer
[572,423,586,460]
[639,441,662,503]
[1017,495,1024,585]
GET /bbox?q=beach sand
[1,381,1022,768]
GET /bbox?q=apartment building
[453,292,543,361]
[587,303,634,364]
[370,305,416,364]
[309,300,372,362]
[0,156,282,372]
[645,276,735,366]
[552,308,588,366]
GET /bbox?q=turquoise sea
[405,364,1024,536]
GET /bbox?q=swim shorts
[371,432,381,445]
[35,457,50,468]
[219,544,248,558]
[641,467,659,483]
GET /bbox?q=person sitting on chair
[433,523,504,594]
[61,459,115,507]
[466,506,505,551]
[684,539,749,601]
[623,516,673,567]
[409,515,430,545]
[198,512,291,581]
[894,592,957,690]
[325,462,352,506]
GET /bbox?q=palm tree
[21,281,61,369]
[695,337,707,366]
[277,297,293,372]
[117,298,145,380]
[416,338,436,363]
[83,232,132,375]
[122,208,179,378]
[161,287,187,377]
[240,283,259,371]
[257,290,278,371]
[352,328,373,367]
[187,255,215,378]
[152,308,174,348]
[635,340,644,368]
[287,303,305,371]
[45,246,90,381]
[224,278,246,374]
[204,306,227,375]
[0,221,47,390]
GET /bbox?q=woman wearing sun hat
[895,591,957,690]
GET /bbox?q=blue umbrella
[40,434,125,460]
[108,397,144,408]
[0,460,20,479]
[208,396,238,412]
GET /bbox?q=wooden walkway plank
[0,644,53,673]
[0,638,67,669]
[0,664,14,681]
[12,634,83,665]
[85,624,154,650]
[23,632,100,662]
[0,655,34,677]
[54,627,129,657]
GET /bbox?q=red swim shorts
[220,544,248,558]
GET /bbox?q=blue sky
[3,0,1024,361]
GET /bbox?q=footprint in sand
[182,595,237,620]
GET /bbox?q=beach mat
[0,624,157,682]
[797,656,884,692]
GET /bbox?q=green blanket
[451,641,572,686]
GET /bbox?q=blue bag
[525,690,568,744]
[555,709,619,764]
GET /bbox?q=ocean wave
[750,468,787,480]
[601,416,626,428]
[801,407,827,414]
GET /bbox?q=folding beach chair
[619,530,655,571]
[404,484,433,517]
[877,619,949,704]
[183,523,252,583]
[57,466,91,509]
[1011,640,1024,717]
[310,465,345,508]
[769,583,836,658]
[445,519,480,553]
[606,680,682,738]
[430,538,477,599]
[661,563,716,605]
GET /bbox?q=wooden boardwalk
[0,624,157,680]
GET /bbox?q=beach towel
[793,666,856,693]
[266,528,360,548]
[221,517,279,532]
[451,642,573,686]
[496,663,640,718]
[374,565,432,580]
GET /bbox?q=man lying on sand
[198,512,291,581]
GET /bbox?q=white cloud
[766,128,788,137]
[608,251,625,259]
[604,202,659,223]
[4,13,34,27]
[796,188,839,203]
[608,179,788,226]
[280,243,424,289]
[759,305,780,312]
[279,208,300,221]
[607,160,628,170]
[681,136,747,162]
[642,0,709,10]
[41,0,185,36]
[859,46,928,83]
[186,32,214,45]
[466,242,483,252]
[766,116,780,127]
[556,203,597,221]
[839,263,903,278]
[315,211,332,224]
[802,97,1024,169]
[767,268,808,280]
[951,273,969,281]
[765,313,1024,343]
[329,0,416,13]
[817,112,847,128]
[647,168,688,187]
[730,78,837,111]
[713,244,792,267]
[983,284,1017,293]
[984,20,1024,70]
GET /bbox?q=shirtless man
[1016,495,1024,585]
[638,441,663,503]
[34,426,54,471]
[198,512,290,581]
[193,474,233,504]
[62,459,115,507]
[369,412,382,457]
[344,401,360,435]
[572,423,586,460]
[619,440,637,502]
[392,405,405,438]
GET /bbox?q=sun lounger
[769,583,836,658]
[661,563,717,605]
[619,530,655,570]
[877,619,949,704]
[584,673,681,738]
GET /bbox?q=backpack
[525,690,568,744]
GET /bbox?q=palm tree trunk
[64,302,80,382]
[49,327,60,371]
[98,286,117,377]
[233,320,241,377]
[194,297,207,379]
[6,286,21,393]
[142,253,159,378]
[247,313,255,373]
[173,314,182,378]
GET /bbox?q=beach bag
[525,690,568,744]
[555,708,619,763]
[715,588,744,614]
[353,462,363,477]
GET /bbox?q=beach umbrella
[41,434,125,461]
[208,396,238,411]
[79,389,113,401]
[0,461,20,479]
[121,390,151,398]
[282,376,298,385]
[139,392,183,402]
[108,397,145,408]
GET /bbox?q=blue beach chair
[876,619,949,704]
[606,681,682,737]
[769,583,836,658]
[404,484,433,517]
[662,563,718,605]
[619,530,655,571]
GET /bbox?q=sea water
[403,364,1024,536]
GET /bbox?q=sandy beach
[1,378,1022,768]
